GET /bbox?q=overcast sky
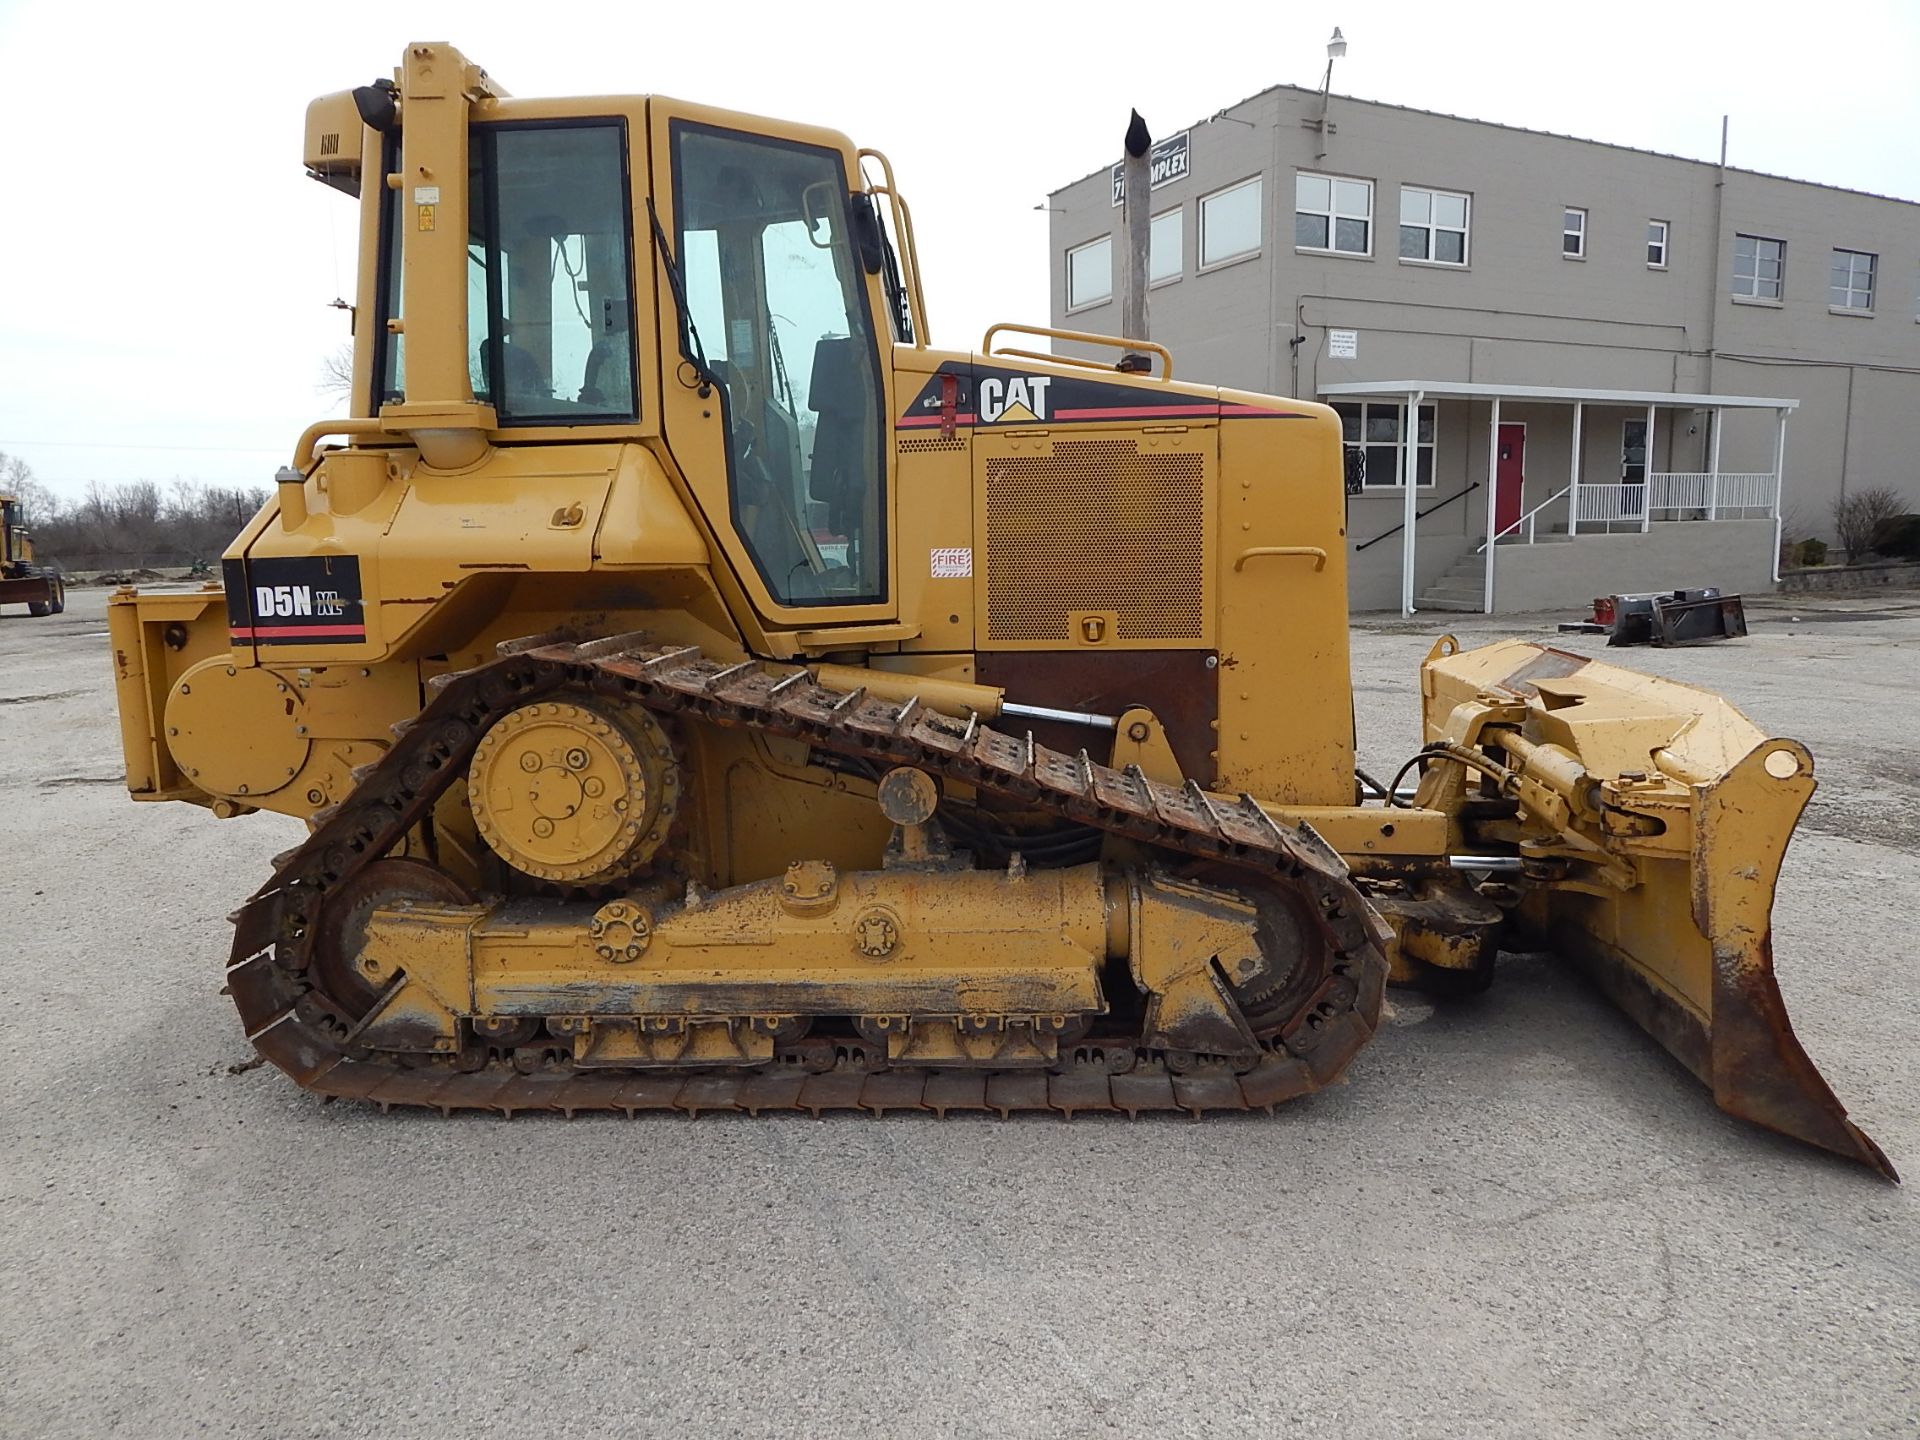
[2,0,1915,499]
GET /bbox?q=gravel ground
[2,588,1914,1439]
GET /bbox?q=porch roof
[1317,380,1798,412]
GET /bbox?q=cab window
[672,123,886,606]
[380,122,637,424]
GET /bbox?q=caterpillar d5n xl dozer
[107,42,1890,1176]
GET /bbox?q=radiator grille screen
[984,438,1206,643]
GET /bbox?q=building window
[1562,207,1587,259]
[1647,219,1669,269]
[1296,172,1372,256]
[1733,234,1784,300]
[1149,208,1182,284]
[1831,248,1875,311]
[1199,178,1263,267]
[1399,186,1469,265]
[1622,419,1648,484]
[1334,401,1435,489]
[1067,236,1112,310]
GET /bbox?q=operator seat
[499,339,548,412]
[806,335,873,540]
[578,310,633,410]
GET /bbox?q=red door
[1494,423,1526,536]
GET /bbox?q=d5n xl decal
[225,555,367,646]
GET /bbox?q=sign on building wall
[1328,329,1359,359]
[1110,131,1191,206]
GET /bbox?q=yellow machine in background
[0,492,65,616]
[106,42,1889,1176]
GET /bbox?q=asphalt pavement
[1,588,1914,1439]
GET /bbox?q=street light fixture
[1316,26,1348,160]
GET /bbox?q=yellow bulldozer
[105,42,1890,1177]
[1,491,66,617]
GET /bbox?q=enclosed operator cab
[193,41,1354,813]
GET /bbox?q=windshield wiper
[849,192,913,344]
[645,198,718,393]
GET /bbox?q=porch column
[1568,401,1583,537]
[1399,390,1424,617]
[1707,406,1724,519]
[1641,402,1656,533]
[1483,396,1501,613]
[1771,407,1789,583]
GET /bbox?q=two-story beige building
[1047,86,1920,612]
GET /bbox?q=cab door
[646,100,897,639]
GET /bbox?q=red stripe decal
[1053,404,1219,420]
[899,412,978,428]
[229,624,368,639]
[900,404,1306,428]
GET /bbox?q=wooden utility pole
[1121,110,1151,359]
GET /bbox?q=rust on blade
[1559,738,1894,1182]
[1693,740,1895,1180]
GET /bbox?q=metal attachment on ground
[1564,589,1749,646]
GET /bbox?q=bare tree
[23,478,268,570]
[0,451,63,529]
[1775,499,1814,545]
[317,341,355,401]
[1832,486,1904,561]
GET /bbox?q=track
[225,636,1390,1116]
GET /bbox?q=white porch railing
[1645,471,1778,517]
[1573,483,1646,525]
[1571,473,1779,528]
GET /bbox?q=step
[1414,596,1485,613]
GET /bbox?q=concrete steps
[1418,531,1578,611]
[1416,552,1488,612]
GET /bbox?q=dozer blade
[1423,640,1895,1180]
[1550,739,1894,1180]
